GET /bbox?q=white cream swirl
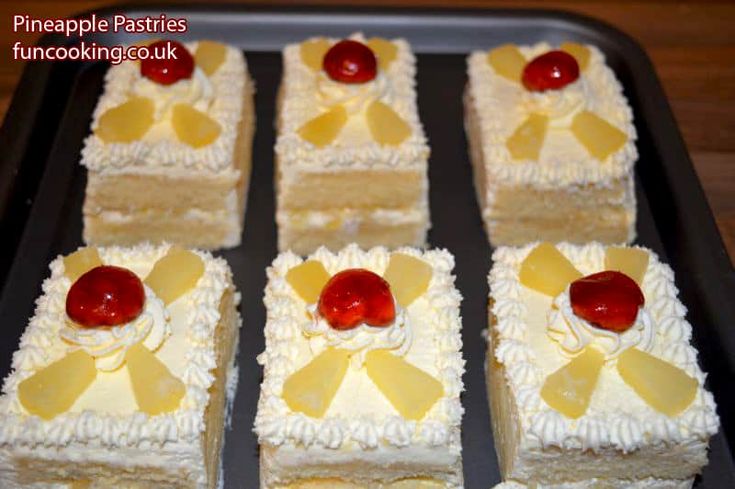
[547,287,654,360]
[316,71,390,114]
[303,302,411,367]
[60,285,170,371]
[132,67,214,120]
[522,78,588,127]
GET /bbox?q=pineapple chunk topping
[126,343,185,415]
[95,97,154,143]
[507,113,548,161]
[560,42,591,71]
[540,346,604,419]
[286,260,331,304]
[63,247,102,282]
[366,100,411,146]
[617,348,697,416]
[519,242,582,296]
[605,247,649,285]
[487,44,526,83]
[171,103,222,148]
[571,110,627,160]
[365,350,443,420]
[144,247,205,305]
[18,350,97,420]
[194,40,227,76]
[383,253,432,307]
[298,105,348,147]
[282,348,351,418]
[300,38,331,71]
[367,37,398,71]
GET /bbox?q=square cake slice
[255,244,464,488]
[465,43,637,246]
[81,40,255,250]
[0,243,241,488]
[486,242,719,488]
[275,34,430,255]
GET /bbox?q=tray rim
[0,1,732,475]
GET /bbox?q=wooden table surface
[2,0,733,262]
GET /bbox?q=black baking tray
[0,5,733,488]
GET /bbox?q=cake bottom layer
[485,315,707,486]
[84,208,242,250]
[269,476,455,488]
[0,290,242,489]
[276,207,429,255]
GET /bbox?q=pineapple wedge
[95,97,154,143]
[560,42,590,71]
[145,247,205,305]
[300,38,331,72]
[126,343,185,415]
[298,105,348,148]
[18,350,97,420]
[366,101,411,146]
[64,247,102,282]
[194,40,227,76]
[540,346,604,419]
[605,247,649,285]
[282,348,351,418]
[367,37,398,71]
[571,110,627,161]
[383,253,432,307]
[365,350,443,420]
[519,242,582,297]
[487,44,526,83]
[286,260,331,304]
[172,103,222,148]
[507,113,548,161]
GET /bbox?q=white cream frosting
[81,41,249,175]
[466,43,638,190]
[488,242,719,454]
[0,243,239,456]
[255,244,464,453]
[547,288,654,360]
[304,303,411,367]
[60,285,170,371]
[276,33,429,171]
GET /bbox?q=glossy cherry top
[140,40,195,86]
[66,265,145,328]
[522,50,580,92]
[323,40,378,84]
[570,270,645,333]
[317,269,395,330]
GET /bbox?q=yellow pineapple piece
[383,253,432,307]
[365,350,443,420]
[507,113,548,161]
[605,246,649,285]
[571,110,627,161]
[95,97,154,143]
[366,100,411,146]
[560,41,590,71]
[286,260,331,304]
[540,346,604,419]
[487,44,526,83]
[300,38,331,71]
[194,40,227,76]
[64,247,102,282]
[70,482,91,489]
[171,103,221,148]
[126,343,185,415]
[617,348,697,416]
[145,246,204,305]
[283,348,351,418]
[519,242,582,296]
[367,37,398,71]
[18,350,97,420]
[298,105,347,148]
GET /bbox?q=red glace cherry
[522,50,580,92]
[140,40,194,85]
[317,269,395,330]
[66,266,145,328]
[323,40,377,84]
[570,271,644,333]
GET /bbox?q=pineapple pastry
[0,244,241,488]
[81,39,255,249]
[256,244,464,488]
[486,242,719,488]
[275,34,430,255]
[465,42,638,246]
